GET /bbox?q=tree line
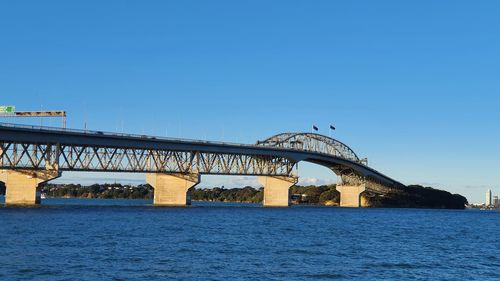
[40,183,153,200]
[191,185,340,204]
[369,185,468,209]
[0,181,468,209]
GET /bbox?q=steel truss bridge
[0,123,405,205]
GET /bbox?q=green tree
[319,189,339,204]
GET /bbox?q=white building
[486,189,492,207]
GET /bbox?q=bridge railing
[0,123,367,167]
[0,122,255,148]
[0,123,404,187]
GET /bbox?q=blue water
[1,197,500,280]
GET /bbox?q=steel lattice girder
[258,133,360,163]
[0,142,296,176]
[0,125,405,191]
[259,133,405,191]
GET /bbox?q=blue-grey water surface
[1,196,499,280]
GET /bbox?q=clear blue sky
[1,1,499,203]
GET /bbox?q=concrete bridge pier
[0,169,61,205]
[146,173,200,206]
[336,184,366,207]
[259,176,297,207]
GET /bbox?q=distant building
[494,196,499,207]
[486,189,492,207]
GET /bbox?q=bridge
[0,123,405,207]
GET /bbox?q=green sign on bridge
[0,106,16,114]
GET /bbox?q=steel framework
[258,133,360,163]
[0,142,296,176]
[258,133,402,191]
[0,125,404,192]
[0,111,67,128]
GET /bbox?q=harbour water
[1,197,499,280]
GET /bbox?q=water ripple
[0,200,499,280]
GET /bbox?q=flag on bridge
[330,125,336,130]
[312,125,319,131]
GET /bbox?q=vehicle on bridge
[0,123,405,207]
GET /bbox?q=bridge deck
[0,123,404,188]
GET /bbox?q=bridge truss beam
[258,133,360,163]
[0,125,406,208]
[0,142,297,176]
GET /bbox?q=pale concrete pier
[146,173,200,206]
[259,176,297,207]
[336,184,366,207]
[0,125,405,208]
[0,169,60,205]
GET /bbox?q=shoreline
[2,195,471,210]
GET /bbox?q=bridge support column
[0,169,61,206]
[336,184,366,207]
[146,173,200,206]
[259,176,297,207]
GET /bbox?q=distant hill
[367,185,468,209]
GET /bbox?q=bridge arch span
[0,124,404,207]
[257,133,361,164]
[258,132,403,195]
